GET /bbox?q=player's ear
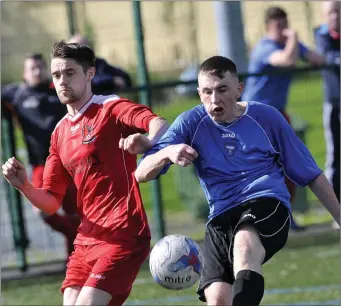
[87,67,96,82]
[236,82,244,99]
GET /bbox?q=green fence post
[132,1,166,240]
[1,107,29,271]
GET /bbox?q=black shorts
[197,197,290,302]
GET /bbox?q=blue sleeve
[314,28,340,65]
[268,108,322,187]
[298,42,309,60]
[258,42,280,65]
[138,112,191,177]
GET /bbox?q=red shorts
[61,239,150,306]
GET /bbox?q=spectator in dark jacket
[68,34,132,95]
[1,53,79,258]
[314,1,340,225]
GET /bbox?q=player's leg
[77,239,150,306]
[323,103,340,202]
[231,198,290,306]
[232,224,265,306]
[75,287,112,306]
[63,286,82,305]
[197,221,233,305]
[61,245,91,306]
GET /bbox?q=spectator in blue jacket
[68,34,132,95]
[242,6,325,231]
[314,1,340,222]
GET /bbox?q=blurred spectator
[1,53,79,258]
[68,33,132,95]
[242,6,325,231]
[314,1,340,227]
[175,64,199,97]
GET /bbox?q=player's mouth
[212,106,224,115]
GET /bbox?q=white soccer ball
[149,234,204,290]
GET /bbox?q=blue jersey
[242,38,308,111]
[140,102,322,221]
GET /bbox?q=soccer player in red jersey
[2,40,169,306]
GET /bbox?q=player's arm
[2,157,61,215]
[268,108,340,224]
[302,49,325,66]
[268,29,299,67]
[135,144,198,183]
[146,117,169,146]
[114,99,169,154]
[308,173,340,226]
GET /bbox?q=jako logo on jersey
[221,133,235,138]
[89,273,105,280]
[70,124,80,134]
[82,125,96,144]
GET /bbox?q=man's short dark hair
[199,56,238,79]
[265,6,287,24]
[51,40,96,72]
[25,53,46,65]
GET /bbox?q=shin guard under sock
[232,270,264,306]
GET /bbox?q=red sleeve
[42,132,69,204]
[111,99,159,133]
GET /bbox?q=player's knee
[63,286,81,306]
[233,225,265,267]
[232,270,264,306]
[204,282,232,306]
[75,286,112,306]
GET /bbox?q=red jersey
[43,94,158,245]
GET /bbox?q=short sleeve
[268,108,322,186]
[42,132,70,204]
[111,99,159,133]
[258,41,280,65]
[138,112,190,176]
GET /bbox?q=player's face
[267,18,288,43]
[23,59,49,87]
[324,1,340,32]
[51,58,94,105]
[197,71,243,123]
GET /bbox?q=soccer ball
[149,234,204,290]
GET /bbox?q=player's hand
[2,157,29,189]
[166,144,198,167]
[282,28,298,40]
[119,133,152,154]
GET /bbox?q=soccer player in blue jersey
[135,56,340,306]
